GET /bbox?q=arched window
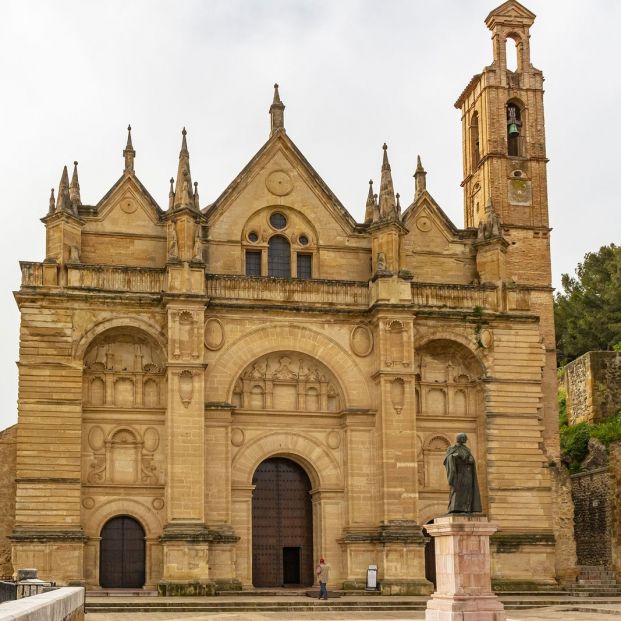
[507,103,522,157]
[470,111,480,167]
[268,235,291,278]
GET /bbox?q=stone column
[425,515,506,621]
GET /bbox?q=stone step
[85,595,621,614]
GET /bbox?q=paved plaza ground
[85,607,621,620]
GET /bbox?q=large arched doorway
[100,516,145,588]
[252,457,313,587]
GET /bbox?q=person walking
[316,557,330,600]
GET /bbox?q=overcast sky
[1,0,619,430]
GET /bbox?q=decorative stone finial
[193,181,200,210]
[173,127,194,209]
[55,165,71,214]
[168,177,175,210]
[378,143,397,220]
[69,161,81,209]
[48,188,55,214]
[414,154,427,199]
[123,124,136,174]
[364,179,375,224]
[269,83,285,136]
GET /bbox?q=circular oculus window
[248,231,259,243]
[269,212,287,230]
[299,234,309,246]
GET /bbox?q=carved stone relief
[232,352,343,412]
[350,324,373,357]
[414,340,483,419]
[390,378,405,415]
[326,430,341,449]
[83,330,165,409]
[231,428,245,447]
[204,318,225,351]
[179,370,194,408]
[423,435,451,490]
[84,424,163,486]
[266,170,293,196]
[386,320,408,367]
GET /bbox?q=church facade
[2,1,573,594]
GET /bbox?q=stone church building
[0,1,573,594]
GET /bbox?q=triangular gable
[204,131,358,233]
[95,173,163,220]
[485,1,536,26]
[402,191,465,242]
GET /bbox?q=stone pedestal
[425,515,505,621]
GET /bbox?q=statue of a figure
[168,224,178,259]
[193,225,203,261]
[443,432,482,514]
[377,252,387,272]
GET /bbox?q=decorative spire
[48,188,56,214]
[364,179,375,223]
[123,124,136,173]
[173,127,195,209]
[378,143,397,220]
[414,155,427,199]
[55,165,72,214]
[69,161,81,208]
[269,83,285,136]
[396,192,401,216]
[168,177,175,210]
[193,181,200,210]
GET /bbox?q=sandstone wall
[0,425,16,578]
[565,352,621,425]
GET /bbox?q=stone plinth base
[425,514,505,621]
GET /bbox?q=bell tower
[456,0,550,286]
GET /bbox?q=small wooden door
[252,458,313,587]
[100,516,145,588]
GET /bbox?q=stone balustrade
[205,274,370,307]
[19,262,43,288]
[66,265,165,293]
[411,281,499,311]
[19,263,530,313]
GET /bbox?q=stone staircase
[566,566,621,597]
[85,591,621,614]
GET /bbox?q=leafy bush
[559,408,621,472]
[560,422,590,472]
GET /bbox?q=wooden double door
[100,516,145,588]
[252,457,314,587]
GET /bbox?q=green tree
[555,243,621,366]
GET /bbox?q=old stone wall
[608,444,621,578]
[571,465,612,567]
[565,351,621,424]
[564,353,590,424]
[0,425,16,578]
